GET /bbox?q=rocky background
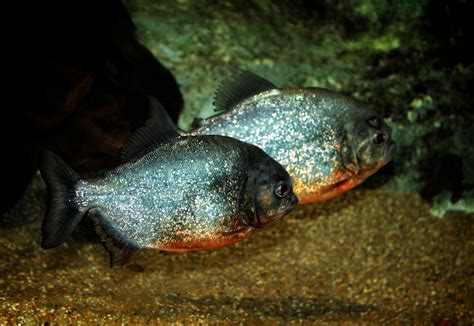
[0,0,184,215]
[125,0,473,217]
[0,0,472,216]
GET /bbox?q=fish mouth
[252,194,298,229]
[253,214,284,229]
[384,141,397,161]
[356,145,395,180]
[251,213,280,229]
[356,140,396,178]
[298,141,396,204]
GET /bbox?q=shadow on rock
[0,0,183,215]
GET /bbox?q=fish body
[191,71,396,203]
[40,99,297,266]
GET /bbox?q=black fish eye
[373,133,386,145]
[368,117,381,128]
[275,182,290,198]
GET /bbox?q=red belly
[152,227,254,252]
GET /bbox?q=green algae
[124,0,473,216]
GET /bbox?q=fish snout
[385,140,397,160]
[389,140,397,152]
[289,193,299,207]
[251,193,298,229]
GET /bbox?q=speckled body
[192,88,395,203]
[75,136,258,251]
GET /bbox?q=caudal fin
[39,150,84,249]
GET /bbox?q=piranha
[189,71,396,204]
[39,99,298,267]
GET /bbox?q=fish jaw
[295,178,358,203]
[294,157,392,204]
[148,227,254,252]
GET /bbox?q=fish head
[340,111,396,181]
[239,151,298,229]
[295,91,397,203]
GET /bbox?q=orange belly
[296,177,363,204]
[294,159,390,204]
[151,227,254,252]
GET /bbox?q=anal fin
[88,208,140,267]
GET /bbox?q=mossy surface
[125,0,473,216]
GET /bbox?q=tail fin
[39,150,84,249]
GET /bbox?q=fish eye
[368,117,381,128]
[274,182,290,198]
[372,133,386,145]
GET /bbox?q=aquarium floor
[1,175,472,324]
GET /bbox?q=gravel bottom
[0,174,472,324]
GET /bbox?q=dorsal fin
[213,70,277,112]
[120,96,180,162]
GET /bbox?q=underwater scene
[0,0,472,324]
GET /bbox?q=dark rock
[0,0,183,214]
[421,154,464,203]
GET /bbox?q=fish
[39,98,298,267]
[189,70,397,204]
